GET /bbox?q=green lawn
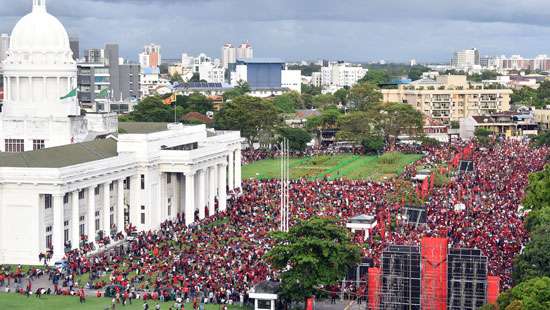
[0,293,245,310]
[242,153,422,181]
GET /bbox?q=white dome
[10,1,70,52]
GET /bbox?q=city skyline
[1,0,550,62]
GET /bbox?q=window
[94,186,100,196]
[110,214,114,226]
[64,220,69,227]
[46,235,52,249]
[79,224,85,236]
[46,226,52,233]
[95,211,100,217]
[95,219,100,231]
[141,175,145,189]
[168,198,172,217]
[33,139,45,150]
[44,194,52,209]
[63,194,69,204]
[5,139,24,152]
[78,190,85,200]
[167,173,171,184]
[109,183,114,191]
[79,216,85,221]
[141,213,145,224]
[141,205,145,210]
[64,229,69,243]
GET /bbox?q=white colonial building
[0,0,243,265]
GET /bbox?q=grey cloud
[0,0,549,62]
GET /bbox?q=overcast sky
[2,0,550,63]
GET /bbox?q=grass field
[0,293,245,310]
[242,153,422,181]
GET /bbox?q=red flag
[421,177,429,199]
[429,172,435,191]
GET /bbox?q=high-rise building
[233,58,284,89]
[221,43,236,70]
[451,48,480,69]
[139,43,161,70]
[78,44,140,112]
[0,33,10,64]
[237,42,253,60]
[381,75,512,123]
[69,36,79,60]
[320,62,367,88]
[198,62,225,83]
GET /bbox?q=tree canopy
[272,91,304,113]
[498,276,550,310]
[278,127,312,151]
[511,81,550,108]
[265,217,361,303]
[512,225,550,284]
[367,102,424,148]
[215,95,281,145]
[349,82,383,111]
[122,96,182,123]
[523,164,550,212]
[533,131,550,147]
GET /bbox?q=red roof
[182,112,213,124]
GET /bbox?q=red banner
[421,237,448,310]
[306,297,315,310]
[368,267,381,310]
[487,276,500,304]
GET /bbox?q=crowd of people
[1,140,548,305]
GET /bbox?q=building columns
[235,149,242,190]
[52,194,64,260]
[71,191,80,250]
[103,183,111,235]
[228,151,235,190]
[117,179,125,234]
[208,166,217,216]
[197,169,206,220]
[184,171,195,226]
[87,186,96,243]
[218,163,227,212]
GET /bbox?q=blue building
[235,58,284,89]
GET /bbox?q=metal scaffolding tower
[280,138,289,232]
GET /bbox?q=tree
[272,91,304,113]
[358,69,390,85]
[511,87,539,107]
[235,80,251,94]
[362,134,385,154]
[534,131,550,147]
[124,96,181,122]
[512,225,550,284]
[179,93,213,114]
[334,88,350,105]
[170,72,183,83]
[525,206,550,234]
[367,102,424,149]
[408,65,430,81]
[215,95,281,146]
[523,165,550,212]
[305,107,342,132]
[278,127,312,151]
[301,84,322,96]
[349,82,383,111]
[336,111,371,143]
[311,94,337,109]
[498,277,550,310]
[475,127,492,145]
[188,73,201,82]
[265,217,361,305]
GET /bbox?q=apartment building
[382,75,512,123]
